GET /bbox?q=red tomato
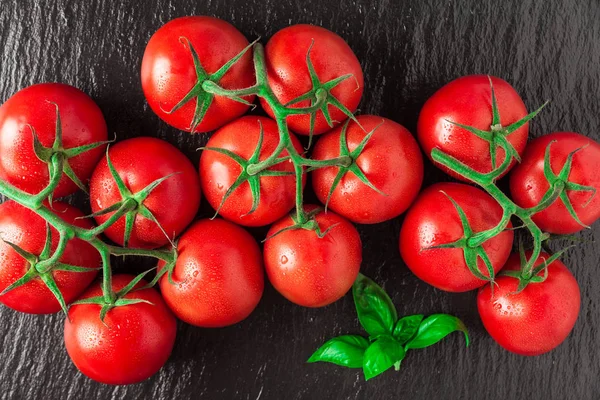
[64,274,177,384]
[510,132,600,234]
[141,16,255,133]
[311,115,423,224]
[418,75,528,180]
[159,219,263,327]
[263,206,362,307]
[0,201,99,314]
[477,252,580,356]
[399,183,513,292]
[200,115,304,226]
[89,137,200,249]
[0,83,107,197]
[261,24,364,136]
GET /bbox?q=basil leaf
[307,335,370,368]
[405,314,470,350]
[363,337,406,381]
[353,273,398,337]
[392,314,424,344]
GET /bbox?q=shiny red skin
[418,75,528,181]
[264,206,362,307]
[159,219,264,327]
[312,115,423,224]
[400,183,514,292]
[0,83,107,197]
[200,116,304,226]
[89,137,200,249]
[477,252,580,356]
[260,24,364,136]
[510,132,600,234]
[0,201,99,314]
[141,16,255,133]
[64,275,177,385]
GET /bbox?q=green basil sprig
[308,273,469,381]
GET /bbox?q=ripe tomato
[260,24,364,136]
[200,115,304,226]
[418,75,528,180]
[159,219,263,327]
[141,16,255,133]
[0,83,107,197]
[477,252,580,356]
[399,183,513,292]
[89,137,200,249]
[311,115,423,224]
[64,274,177,384]
[263,206,362,307]
[510,132,600,234]
[0,201,99,314]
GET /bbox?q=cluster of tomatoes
[0,14,598,386]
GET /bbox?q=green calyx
[162,37,258,133]
[31,102,113,199]
[0,224,99,315]
[423,191,497,284]
[319,119,386,212]
[87,148,177,248]
[263,207,338,242]
[308,273,469,381]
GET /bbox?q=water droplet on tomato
[280,255,288,264]
[217,183,224,190]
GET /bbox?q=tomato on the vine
[400,183,513,292]
[418,75,528,180]
[199,116,305,226]
[0,83,107,197]
[141,16,255,133]
[0,201,99,314]
[261,24,364,136]
[263,206,362,307]
[64,274,177,385]
[311,115,423,224]
[510,132,600,234]
[89,137,200,249]
[159,219,263,327]
[477,252,580,356]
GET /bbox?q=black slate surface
[1,1,599,399]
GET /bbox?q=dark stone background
[0,0,599,399]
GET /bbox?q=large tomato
[200,115,304,226]
[510,132,600,234]
[263,206,362,307]
[0,201,99,314]
[64,274,177,384]
[89,137,200,249]
[418,75,528,180]
[159,219,264,327]
[311,115,423,224]
[261,24,364,136]
[141,16,255,133]
[0,83,107,197]
[400,183,513,292]
[477,252,580,356]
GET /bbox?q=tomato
[0,83,107,197]
[0,201,99,314]
[141,16,255,133]
[311,115,423,224]
[89,137,200,249]
[263,206,362,307]
[159,219,263,327]
[199,115,304,226]
[64,274,177,384]
[477,252,580,355]
[418,75,528,180]
[510,132,600,234]
[260,24,364,136]
[399,183,513,292]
